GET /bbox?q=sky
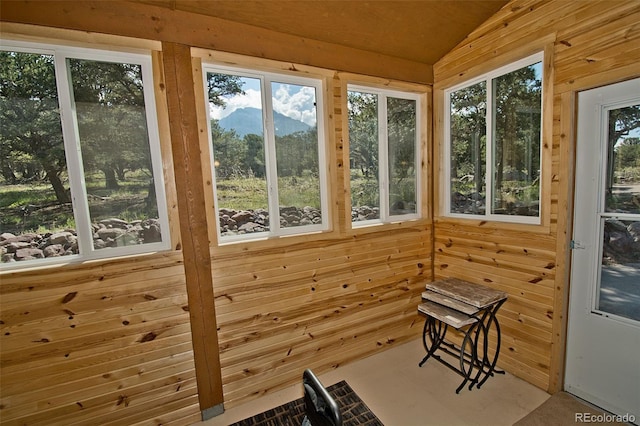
[209,76,318,127]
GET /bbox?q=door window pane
[348,91,380,221]
[449,81,487,215]
[599,218,640,321]
[69,59,162,249]
[388,97,417,216]
[272,82,322,229]
[605,104,640,214]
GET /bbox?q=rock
[219,208,237,217]
[238,222,265,233]
[48,231,76,246]
[0,232,16,241]
[1,215,164,264]
[300,218,312,226]
[5,242,32,253]
[231,211,254,226]
[43,244,65,257]
[15,247,44,260]
[0,233,40,245]
[93,239,107,249]
[141,219,162,243]
[97,227,126,241]
[100,218,130,229]
[628,222,640,240]
[608,231,633,252]
[140,219,162,243]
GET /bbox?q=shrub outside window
[347,85,421,225]
[445,52,543,224]
[0,41,170,267]
[202,65,329,242]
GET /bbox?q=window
[347,86,421,225]
[445,53,543,223]
[0,41,170,267]
[202,65,328,242]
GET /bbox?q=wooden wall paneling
[0,0,432,84]
[333,74,349,233]
[435,0,569,82]
[152,50,182,250]
[190,55,220,247]
[221,304,421,406]
[324,73,340,235]
[161,42,223,418]
[433,0,640,394]
[548,90,576,394]
[0,252,200,425]
[211,225,430,407]
[539,42,555,230]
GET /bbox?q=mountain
[218,107,311,137]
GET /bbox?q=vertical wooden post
[161,42,224,419]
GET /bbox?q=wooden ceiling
[135,0,509,65]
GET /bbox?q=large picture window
[347,86,421,225]
[445,53,543,223]
[0,41,170,267]
[202,65,328,242]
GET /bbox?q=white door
[566,78,640,420]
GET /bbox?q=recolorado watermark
[575,412,636,423]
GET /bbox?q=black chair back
[301,369,342,426]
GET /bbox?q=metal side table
[417,278,508,393]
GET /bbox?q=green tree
[615,137,640,171]
[210,120,246,178]
[348,91,378,179]
[0,51,70,203]
[244,133,265,178]
[207,73,244,107]
[68,59,150,190]
[607,106,640,190]
[450,81,487,200]
[493,64,541,200]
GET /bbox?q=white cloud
[210,83,317,127]
[272,84,317,126]
[210,88,262,120]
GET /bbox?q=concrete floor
[196,338,550,426]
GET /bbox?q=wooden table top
[425,278,507,309]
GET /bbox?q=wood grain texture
[434,0,640,394]
[0,253,200,426]
[0,0,432,84]
[211,227,432,408]
[161,41,224,413]
[2,0,639,422]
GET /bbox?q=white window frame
[347,85,422,227]
[0,40,171,269]
[201,63,330,243]
[443,52,544,225]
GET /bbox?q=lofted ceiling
[135,0,509,65]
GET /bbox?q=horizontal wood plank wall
[433,0,640,393]
[211,227,431,407]
[0,253,201,426]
